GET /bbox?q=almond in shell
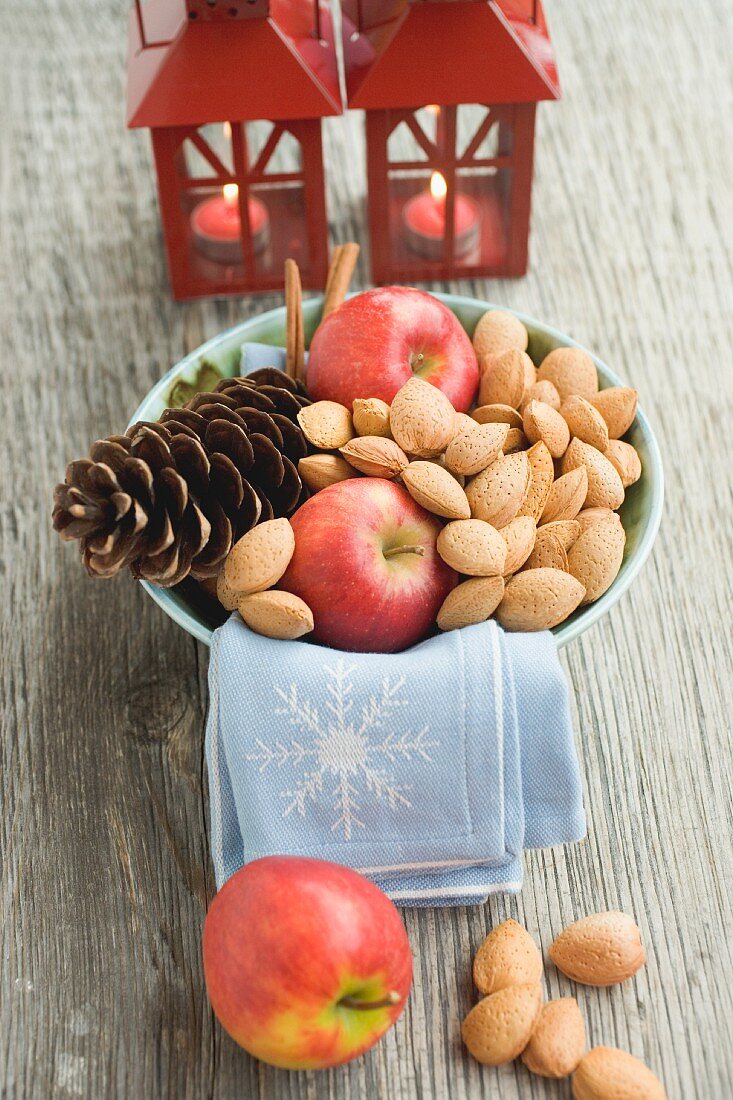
[472,308,529,360]
[522,379,561,412]
[560,395,609,452]
[472,403,524,430]
[436,576,505,631]
[604,439,641,487]
[567,515,626,604]
[461,984,542,1066]
[524,529,569,571]
[216,569,239,611]
[549,911,646,986]
[297,401,354,449]
[518,441,554,521]
[340,436,408,478]
[540,467,589,524]
[572,1047,666,1100]
[466,452,532,529]
[298,453,358,492]
[523,400,570,459]
[503,427,529,454]
[237,590,314,640]
[522,998,586,1078]
[501,516,537,576]
[444,423,508,476]
[389,377,455,457]
[496,568,585,631]
[561,438,625,510]
[402,461,471,520]
[479,348,535,408]
[575,507,618,536]
[437,519,507,576]
[589,387,638,439]
[540,519,581,550]
[473,919,543,995]
[537,347,599,401]
[352,397,391,438]
[453,411,479,436]
[223,518,295,595]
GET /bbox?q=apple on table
[203,856,413,1070]
[307,286,479,412]
[279,478,458,653]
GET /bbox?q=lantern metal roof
[342,0,560,111]
[127,0,342,129]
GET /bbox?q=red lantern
[341,0,560,283]
[126,0,342,299]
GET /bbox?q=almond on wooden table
[472,919,543,995]
[402,461,471,520]
[522,998,586,1078]
[472,308,529,360]
[497,568,585,631]
[436,519,507,576]
[339,436,408,478]
[561,438,625,511]
[567,515,626,604]
[436,576,505,631]
[572,1047,667,1100]
[461,983,542,1066]
[389,377,455,457]
[589,386,638,439]
[297,400,354,449]
[537,346,599,402]
[223,518,295,595]
[298,453,358,492]
[549,911,646,986]
[466,451,532,529]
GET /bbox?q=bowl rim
[130,292,664,649]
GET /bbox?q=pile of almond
[462,911,666,1098]
[297,308,640,633]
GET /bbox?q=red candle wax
[402,173,480,260]
[191,185,269,263]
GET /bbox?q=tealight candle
[402,172,480,260]
[190,183,270,264]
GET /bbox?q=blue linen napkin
[205,615,586,907]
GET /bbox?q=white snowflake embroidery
[245,659,437,839]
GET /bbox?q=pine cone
[52,368,311,587]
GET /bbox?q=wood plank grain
[1,0,732,1097]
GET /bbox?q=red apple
[307,286,479,412]
[202,856,412,1070]
[279,478,457,652]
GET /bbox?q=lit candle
[402,172,480,261]
[190,183,270,264]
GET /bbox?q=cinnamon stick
[284,258,305,381]
[321,242,360,322]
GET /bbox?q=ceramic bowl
[128,293,664,648]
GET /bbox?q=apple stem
[383,544,425,560]
[339,991,402,1012]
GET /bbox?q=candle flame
[223,182,239,206]
[223,121,232,140]
[430,172,447,201]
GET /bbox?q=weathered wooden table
[2,2,732,1097]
